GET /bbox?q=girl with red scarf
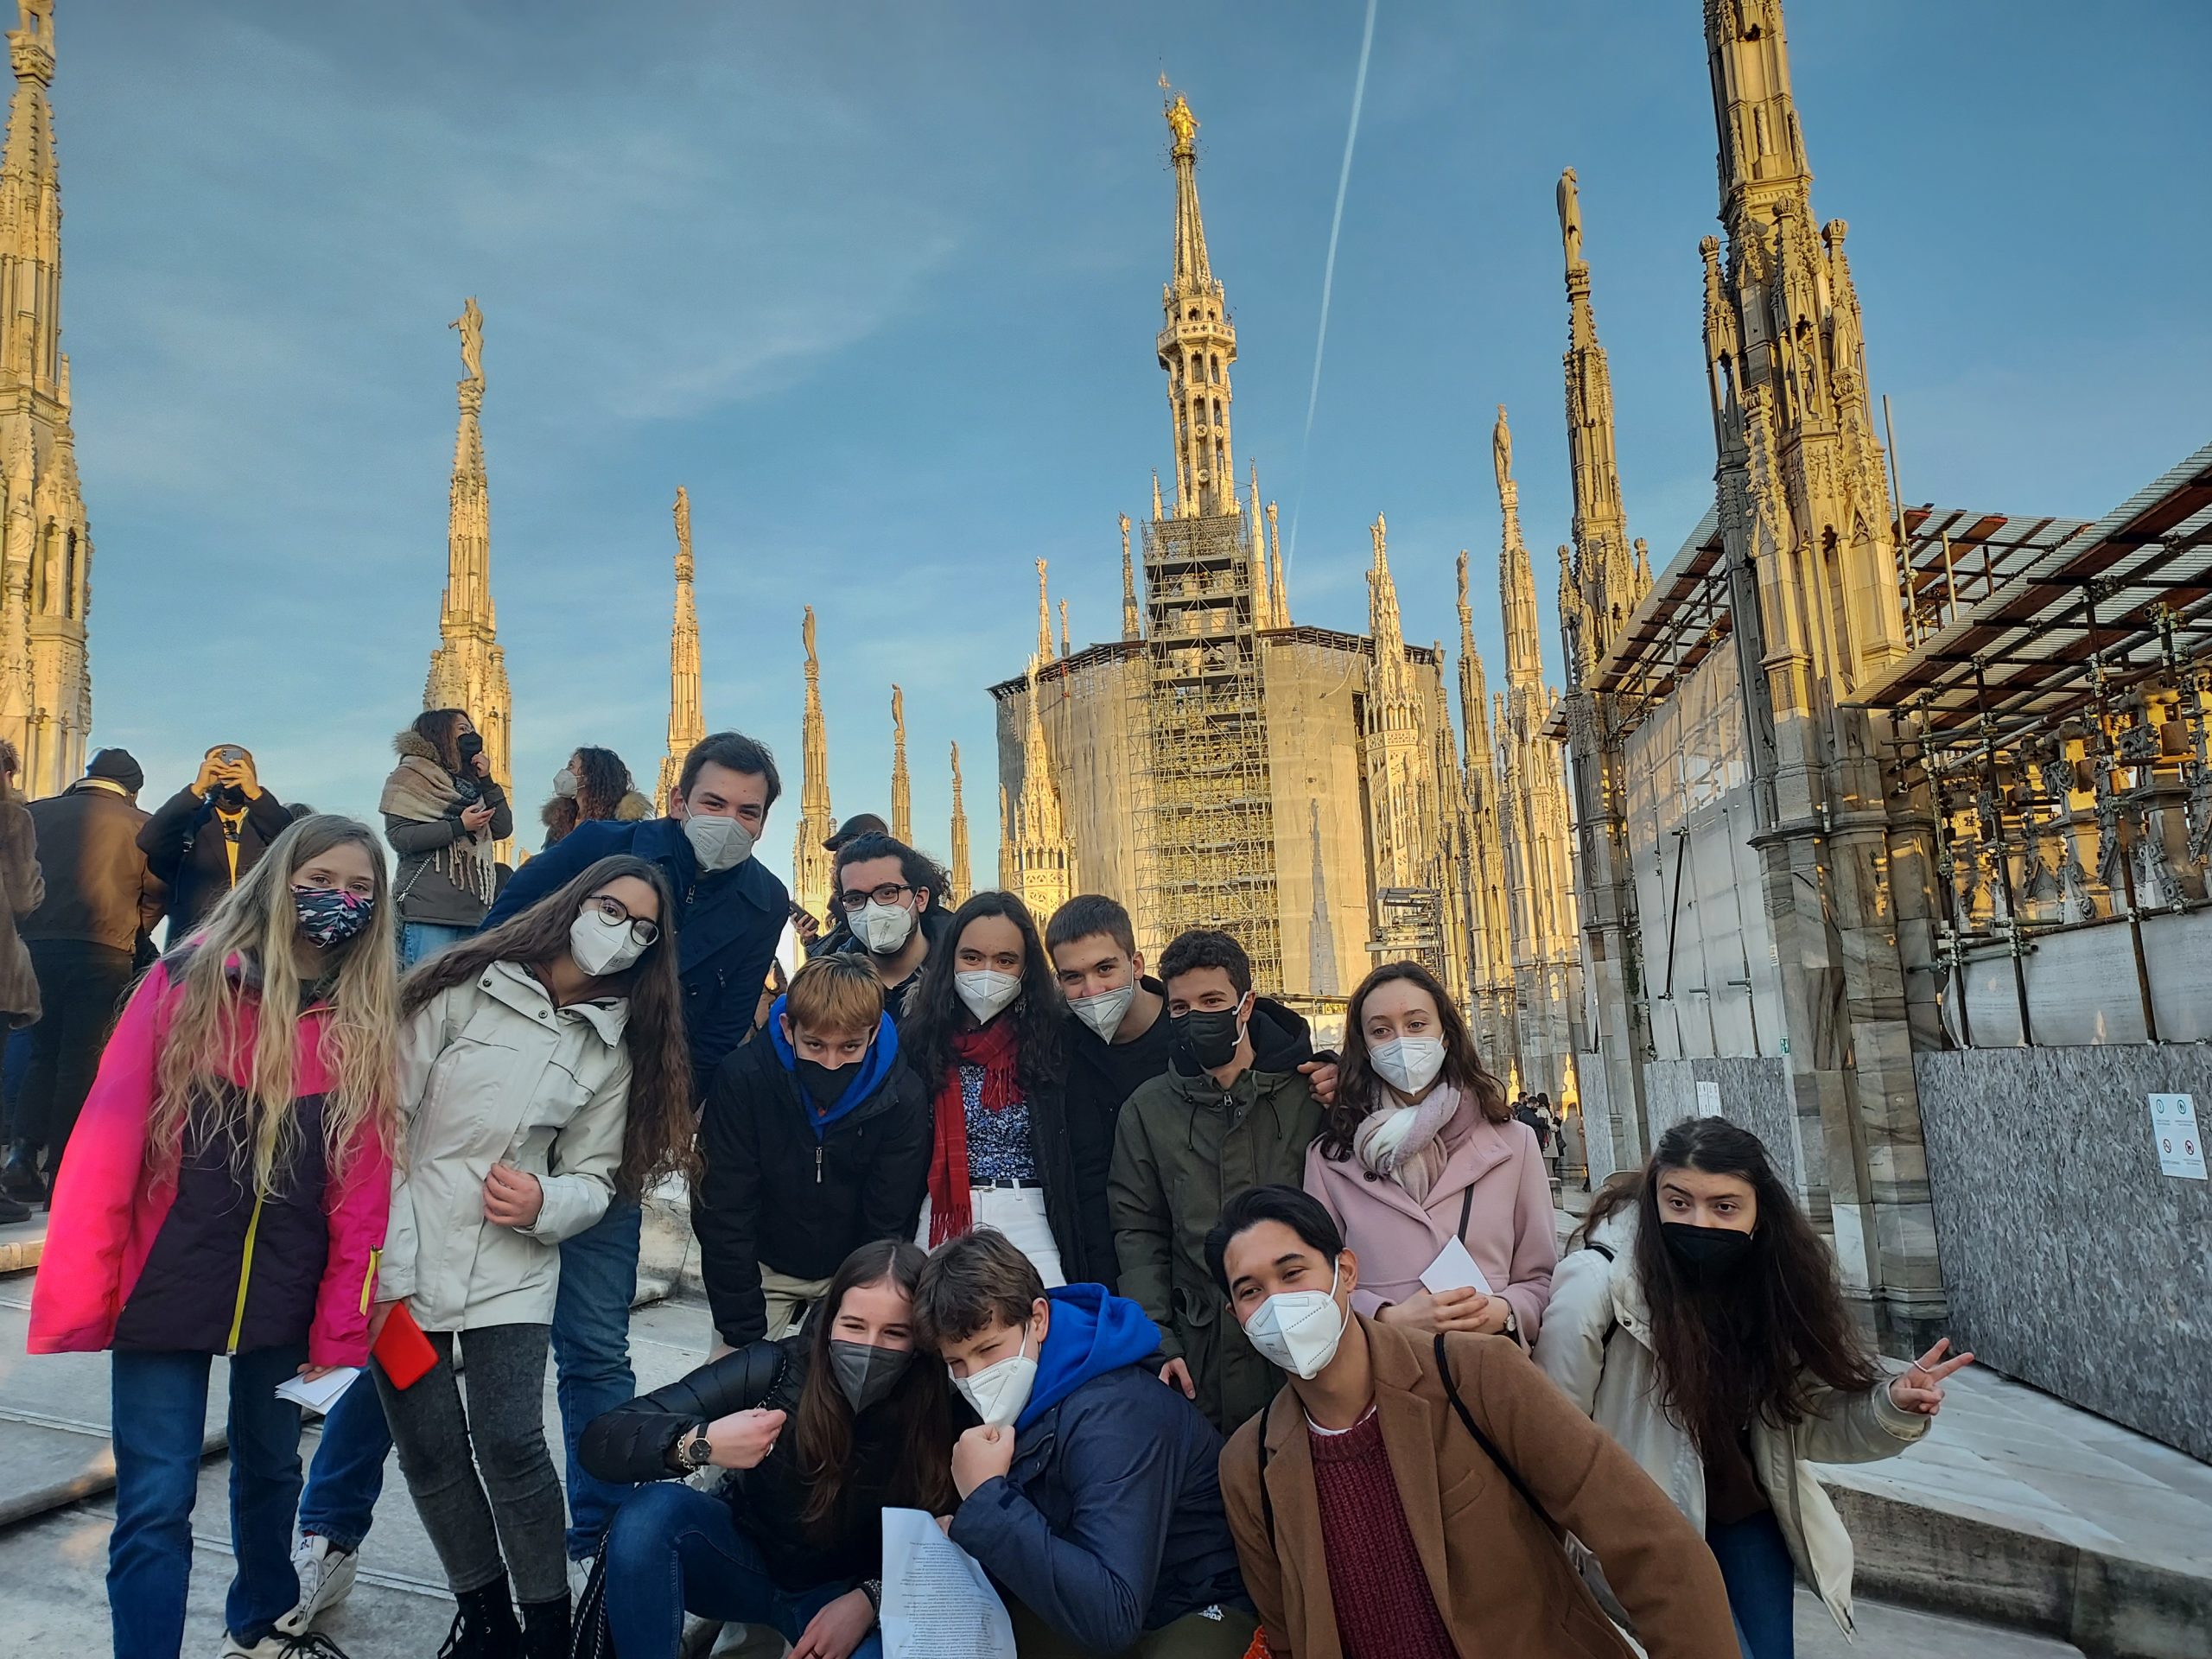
[902,893,1106,1285]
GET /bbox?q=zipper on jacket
[816,1143,823,1185]
[362,1248,380,1315]
[226,1195,266,1355]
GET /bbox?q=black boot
[1,1141,45,1204]
[518,1595,570,1659]
[436,1580,521,1659]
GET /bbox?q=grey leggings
[375,1322,567,1605]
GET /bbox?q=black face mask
[1660,1221,1757,1278]
[1171,1001,1246,1072]
[214,784,248,809]
[795,1057,857,1113]
[455,731,486,763]
[830,1339,914,1414]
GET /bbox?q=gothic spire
[1456,550,1495,780]
[948,740,971,905]
[1158,86,1237,518]
[1007,657,1075,917]
[1267,499,1289,625]
[2,0,59,391]
[1033,557,1052,666]
[1493,404,1543,690]
[1558,167,1637,675]
[791,605,835,920]
[1247,462,1271,627]
[657,486,703,810]
[889,683,911,842]
[1368,514,1411,705]
[1058,599,1070,658]
[1119,512,1141,640]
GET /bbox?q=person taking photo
[382,709,514,968]
[29,816,400,1659]
[1534,1116,1973,1657]
[1208,1185,1740,1659]
[139,741,292,943]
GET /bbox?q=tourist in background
[343,855,690,1659]
[7,748,165,1210]
[829,830,949,1015]
[28,816,399,1659]
[695,953,930,1348]
[918,1228,1255,1659]
[1535,1116,1973,1658]
[0,739,38,1223]
[138,741,291,944]
[1208,1184,1740,1659]
[1109,927,1319,1431]
[902,891,1084,1286]
[383,709,513,969]
[541,744,652,849]
[476,729,788,1572]
[578,1240,957,1659]
[1305,961,1555,1345]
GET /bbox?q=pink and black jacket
[29,954,391,1369]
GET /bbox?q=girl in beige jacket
[370,853,695,1659]
[1535,1116,1972,1657]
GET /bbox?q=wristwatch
[1500,1306,1522,1344]
[680,1423,715,1471]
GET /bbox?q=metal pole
[2086,585,2161,1041]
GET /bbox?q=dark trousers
[1709,1510,1798,1659]
[19,939,135,1159]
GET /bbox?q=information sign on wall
[2149,1093,2206,1180]
[1695,1080,1722,1116]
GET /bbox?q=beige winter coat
[378,960,632,1331]
[1533,1208,1929,1637]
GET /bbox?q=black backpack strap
[1255,1395,1277,1543]
[1581,1240,1621,1348]
[1457,1181,1475,1243]
[1434,1332,1556,1533]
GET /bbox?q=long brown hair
[401,855,695,1196]
[1581,1116,1882,1454]
[904,891,1065,1095]
[413,708,472,777]
[793,1239,956,1537]
[1318,960,1507,1162]
[149,816,402,1192]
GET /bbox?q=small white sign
[1695,1080,1722,1116]
[2149,1094,2206,1180]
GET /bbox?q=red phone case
[373,1302,436,1390]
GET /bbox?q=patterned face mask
[294,887,375,948]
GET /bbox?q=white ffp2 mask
[683,812,756,873]
[1370,1035,1446,1096]
[1070,982,1136,1041]
[953,1328,1038,1428]
[1243,1263,1347,1380]
[569,908,646,978]
[855,899,916,955]
[956,969,1022,1023]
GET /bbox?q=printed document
[275,1367,361,1415]
[1422,1236,1495,1297]
[880,1506,1016,1659]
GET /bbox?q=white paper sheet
[274,1367,361,1415]
[880,1506,1016,1659]
[1421,1236,1494,1297]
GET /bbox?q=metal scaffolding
[1138,509,1284,987]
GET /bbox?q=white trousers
[917,1185,1065,1287]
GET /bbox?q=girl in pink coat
[1304,961,1557,1345]
[29,815,402,1659]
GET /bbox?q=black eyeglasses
[838,882,912,913]
[582,893,660,947]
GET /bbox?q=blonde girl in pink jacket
[1303,961,1557,1346]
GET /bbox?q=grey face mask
[829,1339,914,1414]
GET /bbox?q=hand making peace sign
[1887,1337,1974,1416]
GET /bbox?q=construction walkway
[2,1211,2205,1656]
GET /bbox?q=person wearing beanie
[7,751,167,1205]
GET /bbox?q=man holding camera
[137,743,290,944]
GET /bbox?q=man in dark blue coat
[283,731,792,1626]
[918,1230,1255,1658]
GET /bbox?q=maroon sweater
[1309,1408,1457,1659]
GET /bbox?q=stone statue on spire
[452,296,484,388]
[1557,167,1583,271]
[1165,91,1197,149]
[1492,404,1513,497]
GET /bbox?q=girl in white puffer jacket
[1534,1116,1972,1659]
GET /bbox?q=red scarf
[928,1016,1023,1246]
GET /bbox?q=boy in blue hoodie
[917,1229,1255,1658]
[696,955,932,1348]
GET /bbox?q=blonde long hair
[147,815,402,1195]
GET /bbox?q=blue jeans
[399,920,473,969]
[1709,1510,1797,1659]
[297,1199,644,1561]
[110,1344,308,1657]
[602,1482,880,1659]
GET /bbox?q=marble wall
[1643,1055,1801,1187]
[1915,1042,2212,1460]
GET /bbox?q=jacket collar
[478,957,630,1046]
[1335,1110,1516,1225]
[1588,1207,1652,1340]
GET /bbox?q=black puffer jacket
[694,1021,930,1347]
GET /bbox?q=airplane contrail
[1285,0,1378,577]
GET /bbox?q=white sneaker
[276,1534,358,1636]
[220,1631,354,1656]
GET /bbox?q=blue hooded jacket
[765,994,900,1138]
[950,1283,1250,1648]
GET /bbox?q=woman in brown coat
[1207,1184,1738,1659]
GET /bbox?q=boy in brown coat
[1206,1184,1737,1659]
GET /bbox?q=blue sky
[54,0,2212,890]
